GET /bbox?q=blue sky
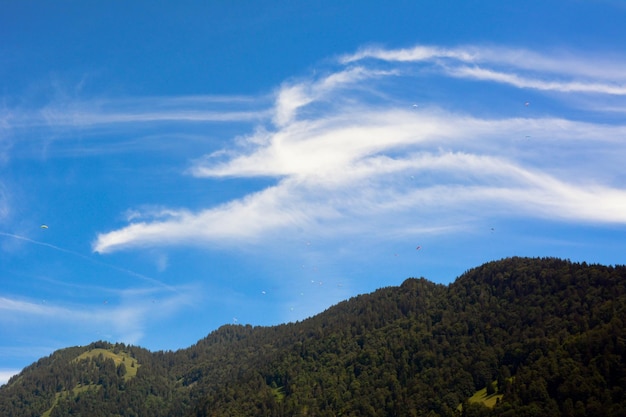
[2,0,626,385]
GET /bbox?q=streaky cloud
[7,94,273,130]
[340,44,479,64]
[0,285,199,346]
[91,43,626,254]
[41,109,271,127]
[0,370,21,386]
[343,44,626,95]
[0,231,178,292]
[273,66,396,127]
[448,66,626,95]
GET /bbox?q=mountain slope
[1,257,625,416]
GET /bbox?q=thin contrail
[0,231,178,293]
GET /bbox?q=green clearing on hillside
[457,381,504,412]
[42,384,97,417]
[271,385,286,403]
[468,386,503,408]
[73,348,140,379]
[41,348,141,417]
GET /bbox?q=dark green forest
[1,257,625,416]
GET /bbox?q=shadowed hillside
[1,257,625,416]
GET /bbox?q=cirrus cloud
[91,43,626,254]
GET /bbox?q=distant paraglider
[40,224,48,229]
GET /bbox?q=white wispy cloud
[340,44,478,64]
[4,94,272,135]
[0,370,20,386]
[93,111,626,253]
[342,44,626,80]
[448,66,626,95]
[273,66,395,127]
[342,44,626,95]
[0,94,275,167]
[0,285,198,345]
[57,43,626,254]
[40,108,270,127]
[0,231,182,291]
[0,94,273,142]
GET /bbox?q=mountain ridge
[2,256,625,416]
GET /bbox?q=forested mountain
[1,257,625,416]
